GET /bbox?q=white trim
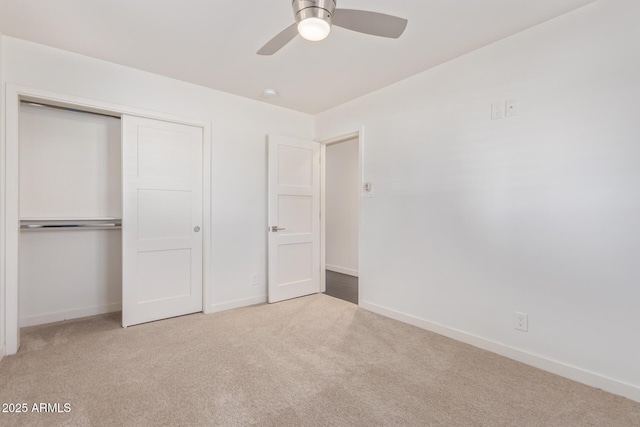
[318,137,327,296]
[202,123,213,314]
[325,264,359,277]
[360,300,640,403]
[210,295,267,313]
[0,344,5,363]
[318,127,364,303]
[20,303,121,328]
[4,84,20,354]
[316,132,359,146]
[14,86,208,127]
[0,39,5,352]
[1,84,214,355]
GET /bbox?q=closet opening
[4,85,212,355]
[18,101,123,328]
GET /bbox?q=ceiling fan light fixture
[297,17,331,41]
[257,0,407,56]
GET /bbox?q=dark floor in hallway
[324,270,358,304]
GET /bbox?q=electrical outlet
[515,312,528,332]
[251,274,259,286]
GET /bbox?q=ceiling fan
[257,0,408,55]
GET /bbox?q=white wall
[316,0,640,401]
[325,138,359,276]
[19,230,122,326]
[1,36,314,321]
[19,104,122,219]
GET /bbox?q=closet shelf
[19,218,122,231]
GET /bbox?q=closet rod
[20,101,121,120]
[20,219,122,231]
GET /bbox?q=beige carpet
[0,294,638,426]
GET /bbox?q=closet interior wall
[18,102,122,327]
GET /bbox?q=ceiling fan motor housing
[293,0,336,25]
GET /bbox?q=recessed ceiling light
[263,89,278,98]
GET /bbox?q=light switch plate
[505,98,518,117]
[364,182,374,198]
[491,103,503,120]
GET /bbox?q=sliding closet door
[122,116,203,327]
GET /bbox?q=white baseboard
[210,295,267,314]
[19,302,122,327]
[0,344,5,363]
[360,300,640,403]
[326,264,359,277]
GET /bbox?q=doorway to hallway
[322,136,360,304]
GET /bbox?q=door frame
[318,127,364,299]
[1,84,213,355]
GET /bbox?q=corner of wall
[0,32,6,351]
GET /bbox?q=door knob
[194,226,201,232]
[270,226,286,232]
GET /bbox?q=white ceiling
[0,0,597,114]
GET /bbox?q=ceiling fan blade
[333,9,408,39]
[257,23,298,55]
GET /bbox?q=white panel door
[122,116,203,327]
[268,135,320,303]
